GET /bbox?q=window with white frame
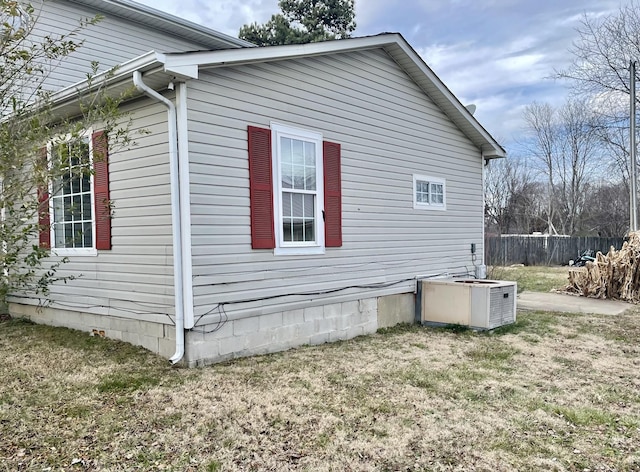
[49,134,95,253]
[413,174,446,210]
[271,122,325,255]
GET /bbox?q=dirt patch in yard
[1,311,639,471]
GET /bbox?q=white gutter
[132,70,185,364]
[52,52,160,107]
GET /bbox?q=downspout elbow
[133,70,185,365]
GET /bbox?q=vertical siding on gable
[186,49,485,322]
[30,0,210,90]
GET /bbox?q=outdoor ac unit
[420,279,517,329]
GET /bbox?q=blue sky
[135,0,626,150]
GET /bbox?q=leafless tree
[555,98,603,234]
[555,2,640,230]
[582,181,629,237]
[557,2,640,100]
[592,110,630,187]
[522,101,560,234]
[521,99,606,235]
[508,3,640,238]
[485,157,541,234]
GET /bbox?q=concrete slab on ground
[517,291,631,315]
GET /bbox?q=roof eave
[482,148,507,160]
[160,34,505,158]
[49,33,506,158]
[161,35,398,72]
[49,51,167,117]
[380,39,506,159]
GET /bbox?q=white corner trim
[176,82,195,330]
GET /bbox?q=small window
[271,123,325,255]
[413,174,446,210]
[49,133,96,255]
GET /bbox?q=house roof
[51,33,505,158]
[63,0,255,50]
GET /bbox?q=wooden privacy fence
[485,235,626,266]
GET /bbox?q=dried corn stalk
[565,232,640,303]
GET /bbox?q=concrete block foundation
[10,291,417,367]
[8,303,176,359]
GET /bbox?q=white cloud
[497,53,545,73]
[354,0,395,28]
[130,0,633,147]
[135,0,279,36]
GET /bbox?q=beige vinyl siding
[31,0,209,90]
[30,97,175,323]
[186,48,485,323]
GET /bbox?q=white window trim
[413,174,447,211]
[48,129,98,257]
[271,122,325,256]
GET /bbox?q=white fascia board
[156,53,198,79]
[161,34,402,70]
[482,149,506,160]
[160,33,505,158]
[50,51,163,107]
[165,64,199,79]
[387,39,506,158]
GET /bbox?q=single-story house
[9,0,505,366]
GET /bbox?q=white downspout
[132,71,184,364]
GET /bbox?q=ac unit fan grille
[489,286,516,328]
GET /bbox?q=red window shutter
[92,131,111,250]
[323,141,342,247]
[37,147,50,249]
[248,126,275,249]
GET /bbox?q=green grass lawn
[489,265,570,293]
[1,305,639,471]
